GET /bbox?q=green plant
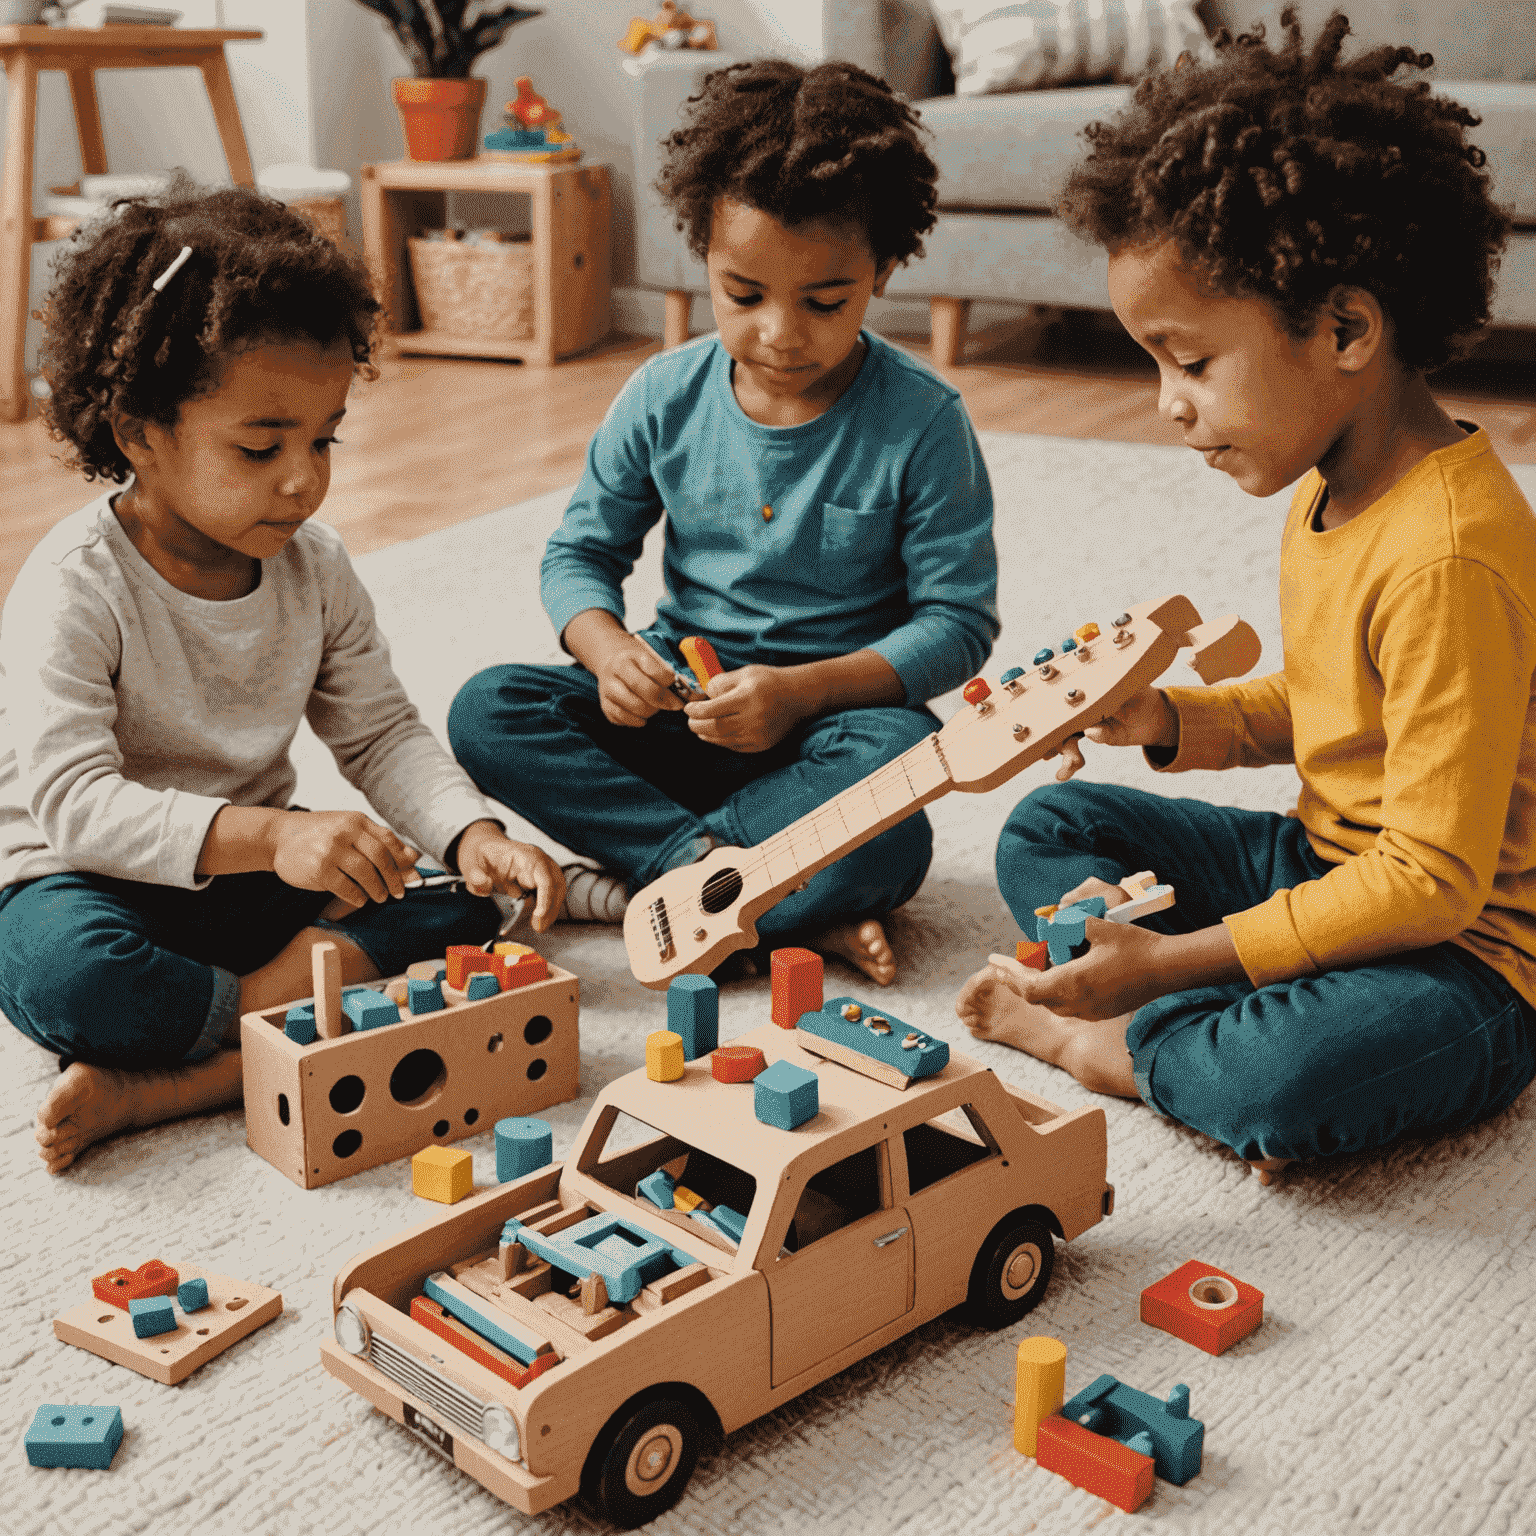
[352,0,544,80]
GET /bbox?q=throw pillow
[929,0,1215,96]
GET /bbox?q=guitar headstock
[937,596,1258,794]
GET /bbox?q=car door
[762,1139,912,1387]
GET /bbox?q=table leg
[529,174,556,365]
[198,49,255,188]
[0,52,40,422]
[67,69,109,178]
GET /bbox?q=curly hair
[1058,8,1512,370]
[40,177,379,483]
[656,59,939,270]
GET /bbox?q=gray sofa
[631,1,1535,363]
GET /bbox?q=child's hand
[1048,687,1179,782]
[686,665,803,754]
[991,916,1167,1021]
[1055,874,1130,911]
[453,820,566,931]
[269,810,419,906]
[592,631,687,727]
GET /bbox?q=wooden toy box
[241,965,580,1189]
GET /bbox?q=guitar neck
[741,733,954,906]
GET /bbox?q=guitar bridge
[649,897,674,960]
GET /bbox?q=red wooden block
[1140,1258,1264,1355]
[446,944,489,989]
[711,1045,766,1083]
[1015,940,1050,970]
[680,636,723,689]
[1035,1415,1155,1513]
[770,947,823,1028]
[92,1258,179,1311]
[502,951,548,989]
[409,1295,560,1388]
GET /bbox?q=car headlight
[335,1303,370,1357]
[481,1404,521,1461]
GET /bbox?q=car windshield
[578,1107,759,1259]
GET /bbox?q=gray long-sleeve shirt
[0,492,495,892]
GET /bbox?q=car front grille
[367,1332,487,1442]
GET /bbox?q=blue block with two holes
[24,1404,124,1469]
[667,974,719,1060]
[284,1003,317,1044]
[1038,895,1109,965]
[128,1295,176,1338]
[342,988,400,1031]
[502,1212,691,1303]
[1061,1375,1204,1485]
[753,1059,820,1129]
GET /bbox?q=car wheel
[964,1217,1054,1328]
[591,1397,701,1529]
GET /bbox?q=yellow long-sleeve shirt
[1158,427,1536,1004]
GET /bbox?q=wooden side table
[0,24,263,422]
[360,158,611,366]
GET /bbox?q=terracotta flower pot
[392,77,488,162]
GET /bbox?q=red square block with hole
[1140,1258,1264,1355]
[770,947,823,1028]
[1035,1415,1154,1513]
[502,951,548,988]
[92,1258,179,1310]
[446,944,490,989]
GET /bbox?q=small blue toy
[177,1277,210,1312]
[1060,1375,1204,1486]
[796,998,948,1088]
[502,1212,693,1304]
[407,977,444,1015]
[284,1004,317,1044]
[24,1404,124,1470]
[465,972,501,1001]
[423,1272,548,1365]
[1037,895,1109,965]
[754,1059,819,1129]
[342,989,400,1031]
[495,1115,553,1182]
[128,1295,175,1339]
[667,974,719,1060]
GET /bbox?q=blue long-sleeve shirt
[540,331,999,705]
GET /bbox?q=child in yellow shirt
[958,10,1533,1178]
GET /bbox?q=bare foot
[1248,1157,1293,1185]
[955,962,1139,1098]
[34,1050,244,1174]
[814,918,896,987]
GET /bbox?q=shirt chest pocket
[819,502,897,586]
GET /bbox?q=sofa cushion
[920,79,1536,222]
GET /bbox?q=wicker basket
[407,234,534,341]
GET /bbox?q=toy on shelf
[24,1405,124,1471]
[1141,1259,1265,1354]
[322,968,1112,1526]
[55,1260,282,1386]
[483,76,582,162]
[619,2,718,57]
[625,596,1260,987]
[240,937,579,1190]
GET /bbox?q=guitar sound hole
[700,867,744,914]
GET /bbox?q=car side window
[782,1142,888,1255]
[903,1102,1000,1195]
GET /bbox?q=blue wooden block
[407,977,444,1015]
[24,1404,124,1470]
[689,1203,747,1244]
[422,1273,545,1365]
[637,1168,676,1208]
[797,997,949,1083]
[667,974,719,1060]
[343,989,400,1031]
[177,1277,209,1312]
[128,1296,175,1338]
[284,1004,317,1044]
[501,1212,690,1303]
[495,1115,553,1182]
[465,971,501,1001]
[1061,1374,1204,1486]
[1038,896,1110,964]
[754,1059,819,1129]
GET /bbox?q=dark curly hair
[656,59,939,270]
[40,177,379,483]
[1058,8,1512,371]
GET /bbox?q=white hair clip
[151,245,193,293]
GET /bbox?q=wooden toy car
[321,1019,1112,1527]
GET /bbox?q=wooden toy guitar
[624,595,1260,988]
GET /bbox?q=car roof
[593,1021,993,1183]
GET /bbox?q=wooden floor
[3,315,1533,604]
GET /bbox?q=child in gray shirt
[2,182,563,1173]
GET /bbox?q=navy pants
[0,869,499,1068]
[996,781,1536,1162]
[447,662,935,946]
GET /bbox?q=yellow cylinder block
[1014,1335,1068,1455]
[646,1030,685,1082]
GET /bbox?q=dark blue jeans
[996,781,1536,1162]
[447,662,936,944]
[0,870,499,1068]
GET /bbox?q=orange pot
[392,77,488,162]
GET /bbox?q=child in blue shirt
[451,59,998,984]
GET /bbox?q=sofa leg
[929,297,970,367]
[664,291,691,349]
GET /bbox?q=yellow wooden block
[646,1030,685,1082]
[1074,621,1101,645]
[1014,1335,1068,1455]
[413,1145,473,1204]
[672,1184,705,1212]
[493,941,534,958]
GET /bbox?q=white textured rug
[7,434,1536,1536]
